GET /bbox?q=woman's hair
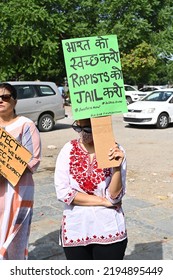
[0,83,17,100]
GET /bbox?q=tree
[0,0,68,81]
[0,0,173,84]
[121,42,157,85]
[0,0,105,81]
[99,0,173,85]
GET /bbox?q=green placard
[62,35,127,120]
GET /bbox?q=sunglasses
[0,94,12,102]
[72,122,92,133]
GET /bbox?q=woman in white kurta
[0,83,41,260]
[54,118,127,260]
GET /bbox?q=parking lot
[28,106,173,260]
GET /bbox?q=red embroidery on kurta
[69,140,111,194]
[62,215,127,246]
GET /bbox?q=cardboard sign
[0,127,32,186]
[91,116,119,168]
[62,35,127,120]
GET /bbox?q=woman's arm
[71,146,124,207]
[108,166,122,198]
[72,192,113,207]
[108,144,126,200]
[54,143,114,208]
[22,122,41,173]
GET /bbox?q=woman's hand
[101,197,114,207]
[108,144,124,166]
[102,198,122,209]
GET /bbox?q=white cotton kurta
[54,139,127,247]
[0,116,41,260]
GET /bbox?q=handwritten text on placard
[0,128,32,186]
[62,35,127,120]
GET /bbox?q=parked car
[8,81,65,132]
[124,84,141,105]
[138,85,164,97]
[123,89,173,128]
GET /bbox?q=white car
[123,89,173,128]
[124,84,141,104]
[138,85,164,97]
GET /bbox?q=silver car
[8,81,65,132]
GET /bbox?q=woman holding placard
[54,118,127,260]
[0,83,41,260]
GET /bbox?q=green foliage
[121,42,157,84]
[0,0,67,81]
[166,61,173,84]
[0,0,173,84]
[100,0,173,85]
